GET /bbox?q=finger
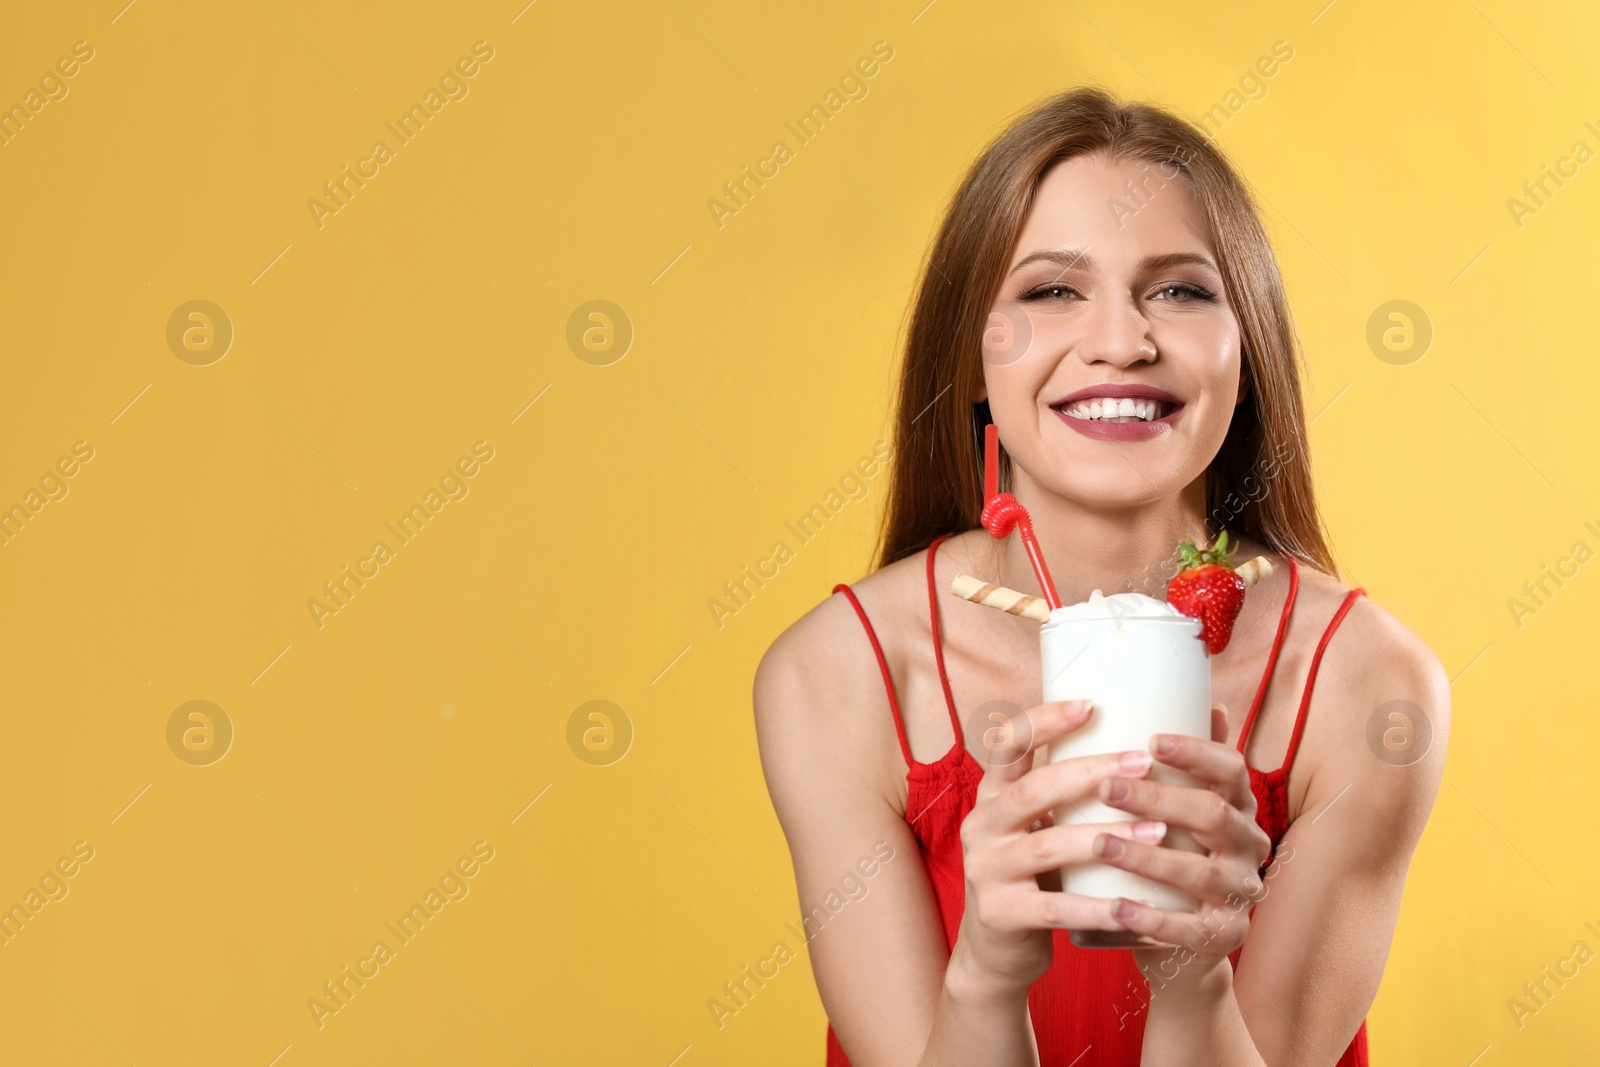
[983,819,1167,882]
[1110,895,1251,953]
[989,885,1138,934]
[1210,702,1229,745]
[1091,833,1263,906]
[994,748,1154,832]
[1098,776,1268,857]
[976,700,1092,791]
[1147,733,1253,811]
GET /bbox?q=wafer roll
[951,573,1051,623]
[1236,556,1273,588]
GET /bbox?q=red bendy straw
[984,421,999,503]
[980,424,1062,610]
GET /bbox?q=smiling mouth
[1053,396,1176,423]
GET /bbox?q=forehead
[1010,152,1216,266]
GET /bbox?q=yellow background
[0,0,1594,1063]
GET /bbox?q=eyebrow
[1008,248,1220,276]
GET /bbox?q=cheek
[979,342,1056,412]
[980,302,1043,374]
[1186,316,1241,368]
[1159,317,1241,397]
[1144,322,1241,468]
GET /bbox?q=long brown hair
[875,85,1336,576]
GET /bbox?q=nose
[1075,291,1157,368]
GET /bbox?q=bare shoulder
[1290,562,1451,820]
[1298,563,1450,729]
[1235,566,1453,1040]
[752,550,932,814]
[752,548,930,730]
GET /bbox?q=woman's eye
[1153,284,1216,302]
[1022,284,1076,301]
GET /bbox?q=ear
[1235,369,1249,406]
[975,380,988,403]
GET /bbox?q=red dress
[826,533,1369,1065]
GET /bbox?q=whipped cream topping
[1046,589,1184,625]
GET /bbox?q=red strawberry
[1165,531,1247,655]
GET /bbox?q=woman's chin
[1045,479,1188,512]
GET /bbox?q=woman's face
[980,152,1244,509]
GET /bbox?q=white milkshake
[1041,590,1211,948]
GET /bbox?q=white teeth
[1059,396,1167,422]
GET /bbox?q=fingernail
[1104,778,1130,803]
[1063,700,1092,718]
[1113,898,1138,923]
[1133,820,1167,843]
[1096,835,1124,860]
[1153,735,1176,757]
[1119,750,1151,772]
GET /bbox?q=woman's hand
[946,699,1169,1003]
[1085,706,1273,997]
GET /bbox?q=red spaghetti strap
[1236,555,1300,755]
[1281,586,1367,775]
[832,583,915,768]
[925,535,965,747]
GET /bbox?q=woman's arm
[755,596,1156,1065]
[1100,599,1450,1064]
[755,597,1031,1064]
[1220,605,1449,1063]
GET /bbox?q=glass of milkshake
[1041,590,1211,948]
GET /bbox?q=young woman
[754,88,1449,1065]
